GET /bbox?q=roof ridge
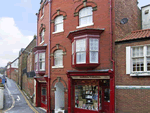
[132,29,150,33]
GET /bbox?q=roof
[116,29,150,42]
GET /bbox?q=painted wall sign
[71,76,110,79]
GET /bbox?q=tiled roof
[116,29,150,42]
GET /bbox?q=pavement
[1,77,46,113]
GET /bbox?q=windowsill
[52,66,64,68]
[130,72,150,76]
[76,23,94,29]
[52,30,64,34]
[40,41,44,45]
[39,69,45,71]
[40,15,44,19]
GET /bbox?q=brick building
[6,60,18,81]
[115,4,150,113]
[33,0,141,113]
[18,36,36,104]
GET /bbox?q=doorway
[55,82,65,111]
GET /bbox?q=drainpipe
[47,0,52,113]
[110,0,115,113]
[36,13,39,46]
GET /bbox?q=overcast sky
[0,0,150,67]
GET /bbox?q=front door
[41,84,47,109]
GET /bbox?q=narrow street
[3,78,35,113]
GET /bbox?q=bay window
[67,29,104,69]
[126,45,150,76]
[35,52,45,72]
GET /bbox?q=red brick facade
[34,0,141,112]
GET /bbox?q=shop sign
[71,76,110,79]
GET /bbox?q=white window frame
[52,50,64,68]
[76,39,86,64]
[39,53,45,71]
[77,7,94,29]
[35,52,45,71]
[126,45,150,76]
[53,15,64,34]
[40,29,45,44]
[40,7,44,19]
[89,38,99,63]
[35,54,38,71]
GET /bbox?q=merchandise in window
[79,7,93,27]
[54,50,63,66]
[75,85,100,111]
[54,15,63,32]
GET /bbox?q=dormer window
[67,29,104,69]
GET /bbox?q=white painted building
[142,4,150,29]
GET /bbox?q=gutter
[47,0,52,112]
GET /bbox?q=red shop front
[67,69,115,113]
[34,76,47,110]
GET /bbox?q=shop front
[34,76,47,109]
[67,70,114,113]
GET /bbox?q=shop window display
[75,85,102,110]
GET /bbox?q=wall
[142,5,150,29]
[115,39,150,112]
[114,0,141,41]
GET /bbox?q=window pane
[75,85,98,111]
[90,52,98,63]
[132,47,143,57]
[54,50,63,66]
[55,16,63,24]
[72,42,74,54]
[76,52,86,64]
[55,16,63,32]
[132,58,144,71]
[76,39,86,52]
[90,39,99,51]
[79,7,93,26]
[147,46,150,55]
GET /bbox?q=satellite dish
[120,18,128,24]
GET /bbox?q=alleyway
[3,78,35,113]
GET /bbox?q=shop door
[41,84,47,109]
[100,80,110,113]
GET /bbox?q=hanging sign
[71,76,110,79]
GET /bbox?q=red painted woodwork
[67,70,114,113]
[67,28,104,70]
[33,46,47,75]
[40,84,47,109]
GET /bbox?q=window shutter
[126,46,131,74]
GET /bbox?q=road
[3,78,35,113]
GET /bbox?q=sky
[0,0,150,67]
